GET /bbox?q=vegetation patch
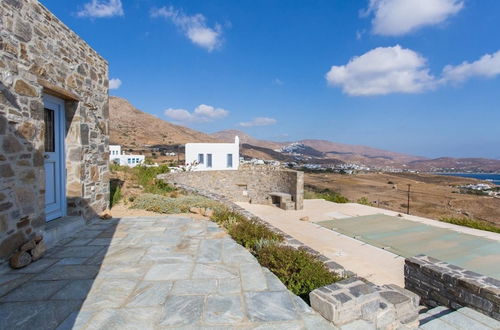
[356,197,373,206]
[109,178,123,208]
[132,193,222,214]
[257,245,341,302]
[439,217,500,234]
[304,189,350,203]
[210,208,341,301]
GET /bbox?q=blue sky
[41,0,500,158]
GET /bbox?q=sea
[439,173,500,186]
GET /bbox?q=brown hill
[408,157,500,172]
[211,130,285,150]
[109,96,217,147]
[298,139,426,166]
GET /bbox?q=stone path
[0,216,334,329]
[419,306,500,330]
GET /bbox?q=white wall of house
[185,136,239,171]
[110,145,145,167]
[110,145,121,157]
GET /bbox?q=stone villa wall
[0,0,109,261]
[160,169,304,210]
[405,255,500,320]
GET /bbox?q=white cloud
[326,45,435,96]
[109,78,122,90]
[442,50,500,83]
[239,117,277,127]
[164,104,229,123]
[273,78,284,86]
[363,0,463,36]
[77,0,124,18]
[151,6,223,52]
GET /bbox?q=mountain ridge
[108,97,500,171]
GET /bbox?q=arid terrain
[305,172,500,226]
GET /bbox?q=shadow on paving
[0,217,120,329]
[0,216,332,329]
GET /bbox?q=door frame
[43,94,67,221]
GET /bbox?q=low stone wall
[160,169,304,210]
[405,255,500,320]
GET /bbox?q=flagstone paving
[0,216,335,329]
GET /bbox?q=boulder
[189,207,202,214]
[31,241,46,261]
[10,251,32,269]
[20,239,36,252]
[100,210,112,220]
[34,234,43,243]
[203,208,214,218]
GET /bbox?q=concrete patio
[0,216,333,329]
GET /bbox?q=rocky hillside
[109,98,500,171]
[407,157,500,172]
[109,96,217,147]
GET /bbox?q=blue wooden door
[43,94,66,221]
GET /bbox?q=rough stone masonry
[0,0,109,262]
[160,168,304,210]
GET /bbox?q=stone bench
[269,192,294,210]
[310,277,420,329]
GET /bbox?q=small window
[128,158,131,164]
[198,153,204,164]
[207,154,212,168]
[44,108,55,152]
[227,154,233,168]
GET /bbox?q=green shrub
[439,217,500,234]
[132,165,174,195]
[304,189,349,203]
[132,193,222,214]
[257,245,341,301]
[356,197,373,206]
[228,219,284,252]
[211,209,247,228]
[110,184,122,208]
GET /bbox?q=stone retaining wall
[0,0,109,261]
[160,169,304,210]
[405,255,500,320]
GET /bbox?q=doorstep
[43,216,86,249]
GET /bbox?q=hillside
[109,96,217,147]
[211,130,285,150]
[109,98,500,171]
[407,157,500,172]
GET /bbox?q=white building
[109,145,145,167]
[185,136,240,171]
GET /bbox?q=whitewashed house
[185,136,240,171]
[110,145,145,167]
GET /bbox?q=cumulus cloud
[363,0,463,36]
[109,78,122,90]
[326,45,435,96]
[77,0,124,18]
[151,6,223,52]
[442,50,500,83]
[164,104,229,123]
[239,117,277,127]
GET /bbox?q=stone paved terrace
[0,216,335,329]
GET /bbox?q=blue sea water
[439,173,500,185]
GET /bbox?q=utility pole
[407,184,411,215]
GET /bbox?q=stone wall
[160,169,304,210]
[0,0,109,261]
[405,255,500,320]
